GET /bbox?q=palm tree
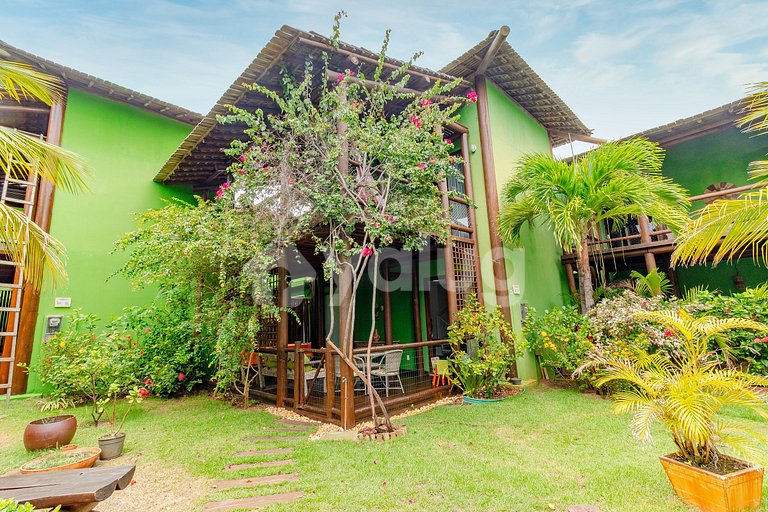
[583,309,768,467]
[499,138,689,313]
[0,61,90,288]
[672,82,768,268]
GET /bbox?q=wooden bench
[0,465,135,511]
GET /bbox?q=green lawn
[2,386,766,511]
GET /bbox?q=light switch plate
[511,284,521,295]
[54,297,71,308]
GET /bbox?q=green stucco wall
[458,81,569,381]
[662,127,768,292]
[27,88,193,392]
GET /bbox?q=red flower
[262,166,270,172]
[144,379,152,386]
[575,326,581,331]
[237,169,245,175]
[642,300,648,307]
[466,91,478,103]
[361,247,374,257]
[419,98,432,107]
[411,116,422,128]
[139,388,149,398]
[221,183,231,189]
[725,308,732,314]
[178,373,186,381]
[444,138,452,145]
[239,155,246,163]
[664,330,673,338]
[145,327,151,333]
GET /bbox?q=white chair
[370,349,404,397]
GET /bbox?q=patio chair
[370,349,404,397]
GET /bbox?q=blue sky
[2,0,767,153]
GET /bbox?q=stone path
[203,419,318,511]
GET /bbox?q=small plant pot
[98,432,126,460]
[20,447,101,474]
[23,415,77,452]
[660,453,764,512]
[509,377,523,385]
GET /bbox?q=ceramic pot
[23,415,77,452]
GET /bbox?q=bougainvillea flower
[411,116,422,128]
[221,183,231,189]
[417,162,426,169]
[419,98,432,107]
[361,247,374,257]
[466,91,478,103]
[444,138,452,144]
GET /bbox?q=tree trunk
[577,237,595,313]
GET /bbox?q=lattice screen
[451,239,480,311]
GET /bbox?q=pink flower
[178,373,186,381]
[144,379,152,386]
[417,162,426,169]
[239,155,246,163]
[664,330,673,338]
[429,158,437,164]
[449,156,456,163]
[466,91,478,103]
[419,98,432,107]
[144,327,151,333]
[348,70,355,77]
[361,247,374,257]
[444,138,452,145]
[382,481,387,486]
[139,388,149,398]
[336,73,344,83]
[215,189,224,199]
[221,183,231,189]
[411,116,422,128]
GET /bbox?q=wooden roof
[440,29,591,146]
[627,99,746,147]
[0,39,202,125]
[157,25,590,186]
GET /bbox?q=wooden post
[474,74,517,376]
[325,344,335,420]
[13,99,66,394]
[638,215,657,272]
[461,131,484,305]
[564,263,578,299]
[276,261,289,408]
[411,251,424,376]
[382,260,393,345]
[439,180,459,322]
[338,262,355,429]
[293,343,302,409]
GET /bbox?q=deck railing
[244,339,454,425]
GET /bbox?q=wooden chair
[0,465,135,511]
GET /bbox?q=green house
[1,26,597,426]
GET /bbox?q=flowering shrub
[447,296,518,398]
[523,305,592,375]
[108,304,213,397]
[22,311,140,425]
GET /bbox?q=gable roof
[0,39,202,125]
[156,25,590,185]
[441,30,591,145]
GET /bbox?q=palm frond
[0,60,63,105]
[0,203,66,289]
[0,126,91,194]
[738,82,768,136]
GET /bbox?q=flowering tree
[215,14,474,428]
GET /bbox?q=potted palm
[98,384,147,460]
[582,309,768,512]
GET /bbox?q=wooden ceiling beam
[476,26,510,76]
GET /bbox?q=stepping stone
[278,418,319,427]
[235,448,293,457]
[242,436,305,442]
[211,473,299,491]
[225,459,295,471]
[204,491,304,511]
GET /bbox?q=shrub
[447,296,517,399]
[523,304,592,375]
[683,285,768,373]
[22,310,140,424]
[109,302,214,397]
[0,500,59,512]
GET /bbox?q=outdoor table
[0,465,135,511]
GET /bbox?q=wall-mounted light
[470,144,477,153]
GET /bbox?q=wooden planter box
[660,453,764,512]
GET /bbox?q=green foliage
[584,309,768,468]
[21,310,140,425]
[0,500,59,512]
[447,296,517,398]
[523,305,592,375]
[631,268,672,297]
[109,303,213,397]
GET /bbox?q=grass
[1,386,767,511]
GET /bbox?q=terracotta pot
[98,432,126,460]
[20,447,101,474]
[23,415,77,452]
[660,453,764,512]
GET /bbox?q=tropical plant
[0,499,59,512]
[446,296,517,398]
[631,268,672,297]
[582,309,768,469]
[0,60,91,287]
[673,82,768,268]
[101,384,147,438]
[499,138,689,313]
[523,305,593,376]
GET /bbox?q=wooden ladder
[0,164,37,405]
